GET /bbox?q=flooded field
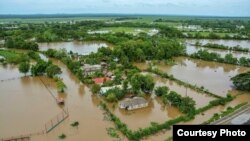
[134,57,250,97]
[152,73,215,108]
[0,65,62,138]
[38,41,110,55]
[186,39,250,49]
[0,61,116,140]
[186,43,250,59]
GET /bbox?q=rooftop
[120,97,148,108]
[93,77,111,84]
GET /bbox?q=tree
[31,61,50,76]
[130,74,155,94]
[231,72,250,91]
[91,84,101,94]
[155,86,169,96]
[18,62,30,76]
[56,79,67,93]
[45,64,62,78]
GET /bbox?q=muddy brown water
[157,57,250,97]
[38,41,110,55]
[0,62,116,140]
[0,65,62,138]
[1,55,250,140]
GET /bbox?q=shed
[119,97,148,110]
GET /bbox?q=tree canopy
[231,72,250,91]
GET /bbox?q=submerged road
[211,103,250,125]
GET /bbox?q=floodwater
[154,57,250,97]
[0,65,62,138]
[186,39,250,49]
[186,43,250,59]
[152,73,215,108]
[0,62,116,140]
[109,96,182,131]
[38,41,109,55]
[2,54,250,140]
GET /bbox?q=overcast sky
[0,0,249,16]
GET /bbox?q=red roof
[93,77,111,84]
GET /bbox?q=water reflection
[39,41,110,55]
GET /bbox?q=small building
[82,64,102,76]
[100,85,122,96]
[119,97,148,110]
[93,77,111,85]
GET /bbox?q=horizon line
[0,13,250,18]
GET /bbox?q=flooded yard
[38,41,110,55]
[109,96,182,131]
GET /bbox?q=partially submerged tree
[18,62,30,76]
[231,72,250,91]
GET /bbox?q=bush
[155,86,169,96]
[91,84,101,94]
[231,72,250,91]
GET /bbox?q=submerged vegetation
[190,49,250,67]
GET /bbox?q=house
[100,85,122,96]
[119,97,148,110]
[82,64,102,76]
[93,77,111,85]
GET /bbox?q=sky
[0,0,250,16]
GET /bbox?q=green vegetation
[5,37,39,51]
[18,62,30,76]
[106,127,119,138]
[231,72,250,91]
[91,84,101,94]
[190,49,250,67]
[203,103,247,124]
[104,88,125,102]
[58,133,66,139]
[45,64,62,78]
[71,121,79,128]
[195,42,249,52]
[155,86,169,96]
[31,60,62,77]
[195,94,235,115]
[0,50,29,64]
[160,90,196,115]
[55,77,67,93]
[165,137,173,141]
[130,73,155,94]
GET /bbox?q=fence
[1,131,44,141]
[45,108,69,133]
